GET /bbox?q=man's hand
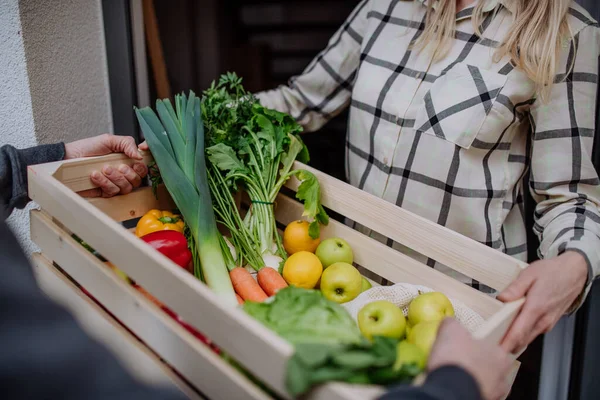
[64,134,148,198]
[428,318,512,400]
[497,251,588,353]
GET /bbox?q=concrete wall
[0,0,43,254]
[19,0,113,144]
[0,0,113,254]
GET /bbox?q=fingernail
[133,164,144,174]
[91,171,100,179]
[118,164,129,173]
[103,166,113,174]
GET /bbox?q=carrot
[236,294,244,305]
[257,267,288,297]
[229,267,268,302]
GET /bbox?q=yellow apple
[361,277,372,292]
[319,262,362,303]
[394,340,426,371]
[407,320,441,357]
[358,300,406,340]
[408,292,454,326]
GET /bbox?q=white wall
[0,0,113,254]
[19,0,113,144]
[0,0,41,254]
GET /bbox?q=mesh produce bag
[341,283,485,333]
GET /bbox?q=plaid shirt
[257,0,600,305]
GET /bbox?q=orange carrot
[236,294,244,305]
[229,267,268,302]
[257,267,288,297]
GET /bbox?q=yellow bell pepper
[135,209,185,237]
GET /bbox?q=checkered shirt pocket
[414,63,509,149]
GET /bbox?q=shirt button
[383,157,389,165]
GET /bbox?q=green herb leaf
[207,143,247,173]
[293,343,337,368]
[331,350,381,370]
[286,355,312,396]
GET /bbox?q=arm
[499,25,600,352]
[0,134,148,219]
[255,0,371,132]
[0,219,186,399]
[0,143,66,217]
[379,319,511,400]
[379,366,481,400]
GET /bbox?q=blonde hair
[416,0,574,101]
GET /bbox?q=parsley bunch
[202,73,329,269]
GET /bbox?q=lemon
[283,220,320,255]
[282,251,323,289]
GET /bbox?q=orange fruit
[283,220,320,255]
[282,251,323,289]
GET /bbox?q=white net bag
[341,283,485,333]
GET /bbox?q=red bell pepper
[140,230,192,271]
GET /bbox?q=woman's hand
[497,251,589,353]
[64,134,148,198]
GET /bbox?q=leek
[135,92,237,306]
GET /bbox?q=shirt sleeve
[255,0,371,132]
[0,143,66,219]
[377,366,481,400]
[528,25,600,312]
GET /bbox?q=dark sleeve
[0,143,66,218]
[0,219,187,400]
[378,366,481,400]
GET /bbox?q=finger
[436,317,464,339]
[523,314,555,346]
[101,165,133,195]
[497,269,536,302]
[117,164,142,189]
[106,135,143,160]
[78,187,102,198]
[90,171,120,198]
[500,308,541,353]
[138,141,149,151]
[132,162,148,179]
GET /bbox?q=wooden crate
[27,153,526,399]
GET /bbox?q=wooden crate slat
[30,211,272,400]
[30,253,205,400]
[88,185,174,222]
[285,162,527,292]
[53,152,154,193]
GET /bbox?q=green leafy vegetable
[243,286,423,395]
[286,337,422,396]
[201,73,329,270]
[243,286,363,345]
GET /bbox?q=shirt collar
[415,0,516,16]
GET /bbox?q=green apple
[358,300,406,340]
[320,262,363,303]
[315,237,354,268]
[407,320,441,357]
[361,277,372,292]
[394,340,426,371]
[405,321,412,337]
[408,292,455,326]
